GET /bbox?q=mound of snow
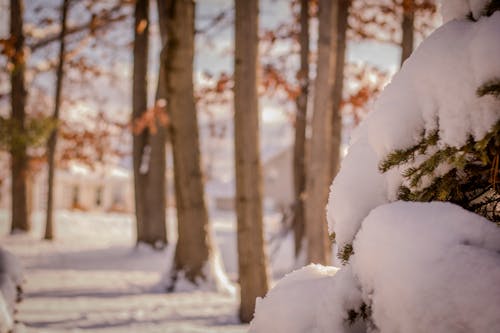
[0,248,23,287]
[250,264,366,333]
[352,201,500,333]
[328,7,500,249]
[0,294,13,333]
[252,202,500,333]
[0,248,22,333]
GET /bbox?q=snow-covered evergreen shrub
[251,1,500,332]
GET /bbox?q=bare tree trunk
[45,0,69,241]
[234,0,269,323]
[292,0,310,259]
[304,0,338,265]
[329,0,350,181]
[132,0,149,245]
[132,0,167,248]
[164,0,211,284]
[401,0,414,65]
[138,0,171,248]
[10,0,30,233]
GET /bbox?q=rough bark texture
[401,0,415,65]
[329,0,350,181]
[292,0,310,259]
[234,0,269,323]
[304,0,338,265]
[132,0,168,248]
[45,0,69,241]
[10,0,30,233]
[164,0,211,285]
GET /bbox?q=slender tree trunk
[132,0,167,247]
[304,0,338,265]
[292,0,310,259]
[138,0,172,248]
[401,0,414,65]
[131,0,168,248]
[164,0,211,284]
[10,0,30,233]
[45,0,69,241]
[329,0,350,181]
[234,0,269,323]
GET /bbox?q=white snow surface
[352,201,500,333]
[0,210,253,333]
[328,9,500,248]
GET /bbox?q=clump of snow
[0,294,13,333]
[0,248,23,287]
[328,8,500,249]
[441,0,490,22]
[352,201,500,333]
[249,264,338,333]
[0,248,23,333]
[250,264,367,333]
[326,135,387,246]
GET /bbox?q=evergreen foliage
[380,80,500,224]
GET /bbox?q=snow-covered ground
[0,209,300,332]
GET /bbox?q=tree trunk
[304,0,338,265]
[329,0,350,181]
[164,0,212,284]
[132,0,167,248]
[401,0,414,65]
[132,0,149,245]
[138,0,171,248]
[45,0,69,241]
[10,0,30,233]
[234,0,269,323]
[292,0,310,259]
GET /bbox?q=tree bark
[132,0,168,248]
[45,0,69,241]
[10,0,30,233]
[401,0,414,65]
[292,0,310,259]
[164,0,212,284]
[132,0,149,246]
[304,0,338,265]
[329,0,350,181]
[234,0,269,323]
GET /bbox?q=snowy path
[0,211,248,333]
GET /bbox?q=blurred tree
[45,0,70,241]
[401,0,415,64]
[132,0,150,246]
[292,0,310,259]
[132,0,167,248]
[164,0,214,286]
[305,0,338,265]
[234,0,269,323]
[329,0,351,184]
[9,0,30,233]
